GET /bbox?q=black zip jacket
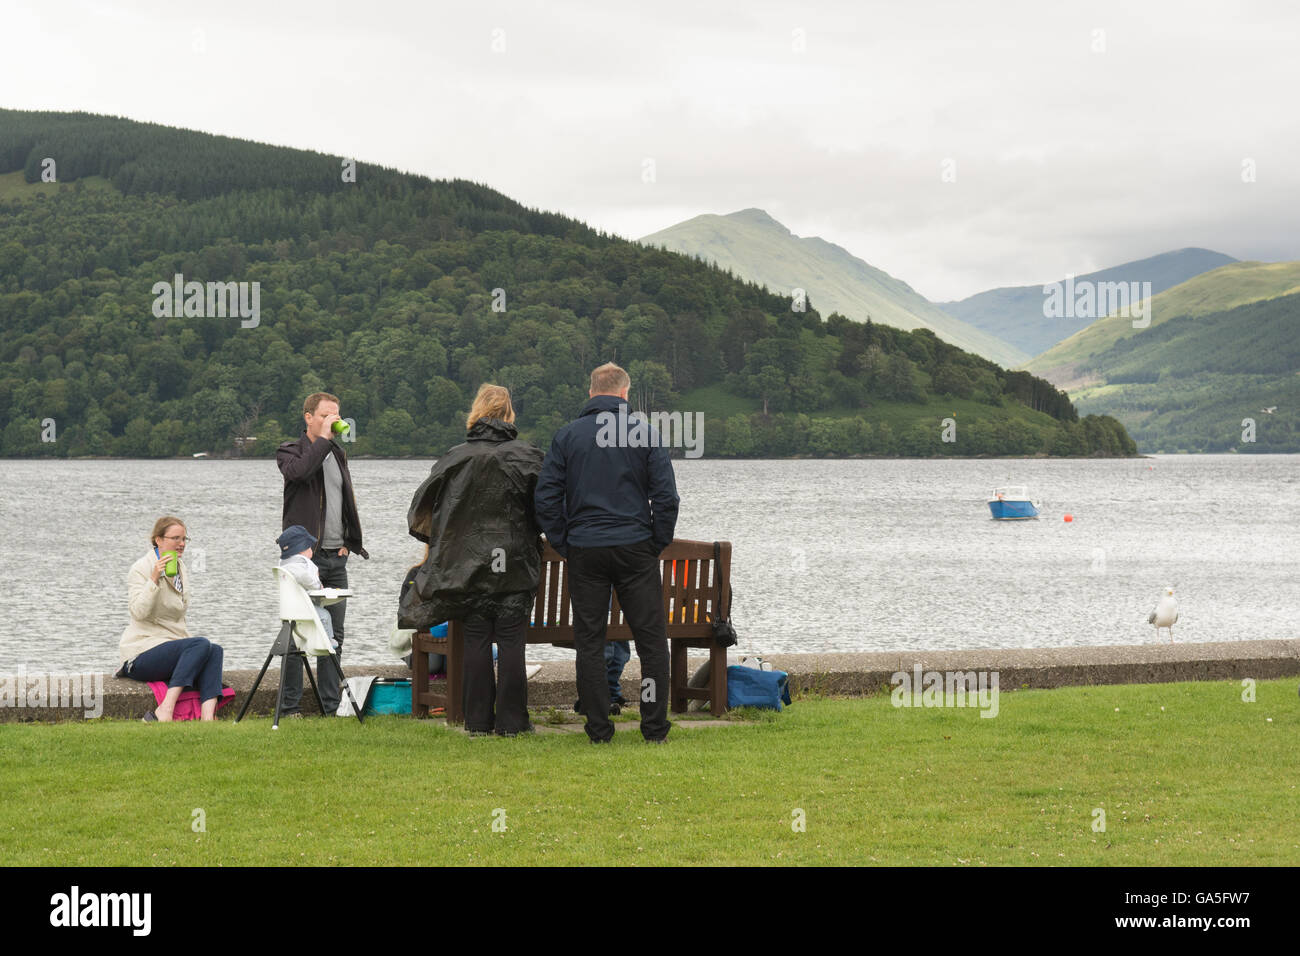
[534,394,679,557]
[276,431,369,559]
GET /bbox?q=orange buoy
[1063,514,1073,522]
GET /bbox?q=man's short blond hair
[590,362,630,395]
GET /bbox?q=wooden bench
[412,538,732,723]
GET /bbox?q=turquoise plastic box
[366,678,412,715]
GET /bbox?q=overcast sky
[5,0,1298,300]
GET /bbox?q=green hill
[939,247,1236,359]
[1025,260,1300,387]
[639,208,1028,368]
[0,108,1132,459]
[1062,293,1300,452]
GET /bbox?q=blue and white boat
[988,485,1041,520]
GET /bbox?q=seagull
[1148,586,1179,642]
[1261,406,1277,414]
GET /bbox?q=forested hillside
[1025,259,1300,382]
[0,109,1134,459]
[1068,293,1300,452]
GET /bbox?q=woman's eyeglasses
[160,534,191,543]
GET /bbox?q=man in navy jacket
[535,363,680,743]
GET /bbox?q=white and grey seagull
[1148,586,1179,642]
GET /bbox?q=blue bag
[726,666,792,711]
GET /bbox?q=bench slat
[703,550,716,623]
[533,565,547,626]
[556,561,566,629]
[547,558,561,625]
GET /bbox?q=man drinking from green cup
[276,392,368,716]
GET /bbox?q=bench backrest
[530,538,731,643]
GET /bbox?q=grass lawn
[2,679,1297,866]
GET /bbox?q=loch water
[0,455,1294,672]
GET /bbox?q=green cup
[162,551,178,576]
[331,420,350,437]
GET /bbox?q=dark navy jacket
[534,395,680,556]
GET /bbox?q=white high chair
[234,568,364,728]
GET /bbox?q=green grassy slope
[1066,293,1300,452]
[680,383,1066,437]
[0,170,116,200]
[939,247,1236,359]
[1025,260,1300,384]
[640,208,1029,368]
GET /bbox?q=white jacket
[119,551,190,664]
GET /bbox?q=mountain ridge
[939,247,1238,360]
[1063,291,1300,452]
[639,208,1029,368]
[1025,259,1300,385]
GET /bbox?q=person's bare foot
[155,706,175,722]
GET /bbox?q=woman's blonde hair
[150,515,186,548]
[466,383,515,430]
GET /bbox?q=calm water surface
[0,455,1295,671]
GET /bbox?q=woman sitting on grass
[118,516,226,722]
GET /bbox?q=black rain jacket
[401,418,545,628]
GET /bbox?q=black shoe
[496,723,535,737]
[467,728,493,737]
[608,702,621,716]
[645,736,668,745]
